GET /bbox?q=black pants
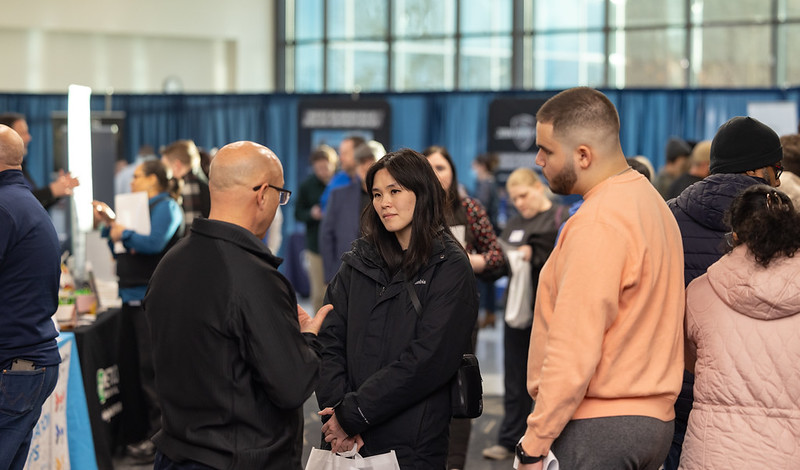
[127,302,161,437]
[498,323,533,449]
[664,370,694,470]
[154,451,216,470]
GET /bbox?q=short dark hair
[362,148,454,279]
[724,184,800,267]
[310,145,336,165]
[422,145,461,218]
[162,139,201,169]
[343,135,367,149]
[779,134,800,175]
[536,87,620,139]
[0,113,26,128]
[474,152,499,173]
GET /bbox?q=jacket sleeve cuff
[335,394,370,436]
[302,332,322,355]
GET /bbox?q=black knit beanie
[710,116,783,174]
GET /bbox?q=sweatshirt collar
[190,218,283,267]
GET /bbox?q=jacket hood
[672,173,766,232]
[706,245,800,321]
[343,234,454,283]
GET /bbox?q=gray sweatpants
[550,415,673,470]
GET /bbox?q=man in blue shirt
[0,124,61,470]
[318,135,366,211]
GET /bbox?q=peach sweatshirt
[523,169,685,456]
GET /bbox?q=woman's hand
[319,408,364,453]
[517,244,533,262]
[109,223,126,242]
[92,200,115,226]
[468,253,487,273]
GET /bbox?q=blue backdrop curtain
[4,87,800,236]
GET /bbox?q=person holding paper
[518,88,684,469]
[93,159,184,463]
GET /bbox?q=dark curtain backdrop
[4,88,800,235]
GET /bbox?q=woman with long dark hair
[93,159,184,463]
[681,185,800,468]
[423,145,505,469]
[315,149,478,468]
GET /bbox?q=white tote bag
[504,249,534,329]
[305,447,401,470]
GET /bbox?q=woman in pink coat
[681,185,800,469]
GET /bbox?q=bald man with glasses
[144,141,330,470]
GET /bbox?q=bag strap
[405,281,422,318]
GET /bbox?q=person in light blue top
[93,159,184,463]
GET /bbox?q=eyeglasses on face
[252,183,292,205]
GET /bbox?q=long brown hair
[422,145,462,223]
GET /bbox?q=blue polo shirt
[0,169,61,367]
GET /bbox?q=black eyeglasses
[252,183,292,205]
[772,162,783,180]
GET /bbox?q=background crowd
[2,85,799,470]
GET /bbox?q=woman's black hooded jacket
[316,234,478,468]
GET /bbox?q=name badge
[508,229,525,243]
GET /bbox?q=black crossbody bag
[405,281,483,419]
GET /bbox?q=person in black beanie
[663,115,783,470]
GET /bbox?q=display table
[73,308,148,470]
[24,332,98,470]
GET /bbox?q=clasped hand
[319,408,364,454]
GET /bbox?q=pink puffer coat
[680,246,800,469]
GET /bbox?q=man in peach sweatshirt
[516,87,685,470]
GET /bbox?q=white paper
[451,224,467,248]
[112,191,151,254]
